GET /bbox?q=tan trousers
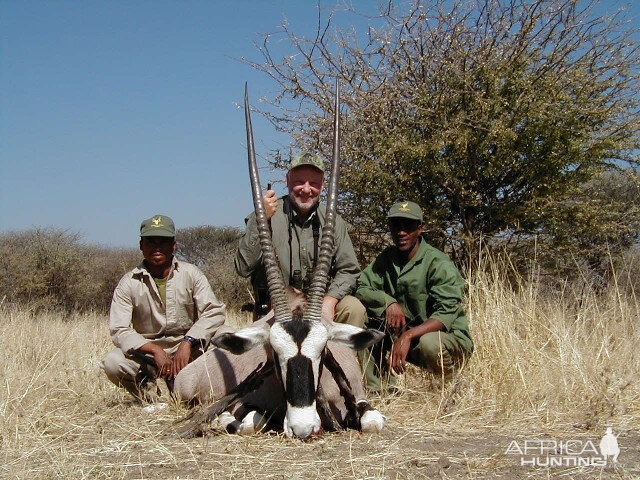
[101,342,181,401]
[334,295,367,328]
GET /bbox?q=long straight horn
[304,79,341,322]
[245,83,291,322]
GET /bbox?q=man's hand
[138,343,172,378]
[385,302,406,333]
[389,331,412,374]
[321,295,339,321]
[262,189,277,220]
[388,318,445,374]
[171,341,192,377]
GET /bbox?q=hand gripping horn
[303,79,341,323]
[245,84,292,322]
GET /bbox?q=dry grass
[1,259,639,479]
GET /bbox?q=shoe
[142,402,168,414]
[131,381,162,404]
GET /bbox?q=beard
[289,192,320,216]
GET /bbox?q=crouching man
[101,215,225,402]
[235,152,366,326]
[355,201,473,392]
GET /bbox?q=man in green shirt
[235,153,366,327]
[355,201,473,391]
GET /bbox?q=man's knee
[335,295,367,328]
[413,332,454,367]
[101,349,137,385]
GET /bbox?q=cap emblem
[151,216,163,227]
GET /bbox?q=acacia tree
[532,169,640,277]
[246,0,640,265]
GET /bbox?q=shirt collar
[392,237,427,271]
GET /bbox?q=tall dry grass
[461,254,639,428]
[1,255,638,478]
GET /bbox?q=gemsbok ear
[327,323,385,351]
[213,324,271,355]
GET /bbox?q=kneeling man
[102,215,225,402]
[355,201,473,391]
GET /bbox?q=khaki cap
[387,201,423,222]
[140,215,175,237]
[289,152,325,173]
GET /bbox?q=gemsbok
[173,81,385,439]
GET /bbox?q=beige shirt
[109,258,225,353]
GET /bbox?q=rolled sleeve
[186,269,226,344]
[235,214,262,278]
[109,281,148,353]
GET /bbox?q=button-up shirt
[235,196,360,300]
[109,258,225,352]
[356,239,473,352]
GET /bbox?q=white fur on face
[269,322,299,382]
[270,320,329,438]
[300,321,329,386]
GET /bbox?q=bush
[176,225,250,310]
[0,228,139,313]
[249,0,640,267]
[0,226,250,313]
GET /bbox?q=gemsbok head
[213,81,383,439]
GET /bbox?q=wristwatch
[183,336,199,347]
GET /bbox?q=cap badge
[151,216,163,227]
[399,202,410,211]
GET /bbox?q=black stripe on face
[282,319,311,348]
[286,355,315,407]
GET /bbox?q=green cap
[140,214,175,237]
[289,152,325,173]
[387,201,423,222]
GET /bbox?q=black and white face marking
[213,319,384,439]
[270,319,328,439]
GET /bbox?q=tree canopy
[246,0,640,267]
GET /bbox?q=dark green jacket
[235,196,360,300]
[356,239,473,352]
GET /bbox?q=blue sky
[1,1,367,247]
[1,1,639,247]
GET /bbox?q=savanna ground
[2,260,639,479]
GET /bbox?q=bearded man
[235,153,366,327]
